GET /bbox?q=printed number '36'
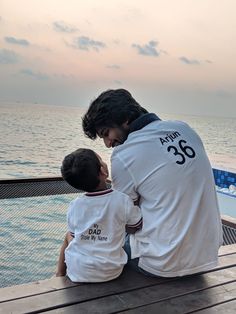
[167,140,196,165]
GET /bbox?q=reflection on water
[0,103,111,179]
[0,103,235,180]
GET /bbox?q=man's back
[111,119,223,277]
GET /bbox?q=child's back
[57,148,142,282]
[65,188,141,282]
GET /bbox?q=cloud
[0,49,19,64]
[160,49,168,55]
[5,37,30,46]
[70,36,106,51]
[53,21,79,33]
[132,40,160,57]
[106,64,121,70]
[20,69,49,80]
[179,56,200,65]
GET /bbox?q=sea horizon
[0,101,235,180]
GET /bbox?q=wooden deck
[0,245,236,314]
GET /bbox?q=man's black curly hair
[61,148,101,192]
[82,89,148,139]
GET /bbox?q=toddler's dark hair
[61,148,101,192]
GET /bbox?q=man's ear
[122,120,129,129]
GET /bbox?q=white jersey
[65,188,142,282]
[111,117,223,277]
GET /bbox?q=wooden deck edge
[2,270,236,314]
[219,244,236,255]
[1,244,235,303]
[221,215,236,229]
[0,276,78,303]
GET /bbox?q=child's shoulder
[68,194,85,207]
[111,189,132,201]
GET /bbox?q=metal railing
[0,176,79,199]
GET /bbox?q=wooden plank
[44,274,236,314]
[0,267,169,303]
[1,267,235,314]
[218,244,236,256]
[221,215,236,229]
[192,299,236,313]
[217,254,236,269]
[0,251,235,304]
[0,267,170,313]
[117,283,236,314]
[0,276,78,302]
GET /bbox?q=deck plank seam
[184,297,236,314]
[0,279,174,306]
[218,252,236,257]
[197,262,236,275]
[1,262,236,304]
[23,278,236,314]
[0,283,81,304]
[109,281,236,314]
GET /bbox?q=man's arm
[111,155,138,201]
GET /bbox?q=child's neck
[94,181,109,192]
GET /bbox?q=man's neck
[129,113,160,133]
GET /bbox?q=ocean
[0,102,235,288]
[0,102,236,179]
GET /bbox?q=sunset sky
[0,0,235,117]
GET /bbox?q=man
[82,88,223,277]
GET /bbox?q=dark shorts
[124,234,159,277]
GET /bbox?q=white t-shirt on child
[65,188,142,282]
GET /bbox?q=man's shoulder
[111,119,192,154]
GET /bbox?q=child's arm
[126,194,142,234]
[56,232,74,276]
[126,217,142,234]
[133,195,140,206]
[125,195,142,234]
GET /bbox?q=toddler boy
[56,148,142,282]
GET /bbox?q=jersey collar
[85,188,113,197]
[129,113,160,133]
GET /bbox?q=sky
[0,0,236,117]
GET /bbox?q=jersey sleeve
[111,154,139,202]
[125,196,142,229]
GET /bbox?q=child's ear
[100,165,108,177]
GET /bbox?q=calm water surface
[0,102,235,179]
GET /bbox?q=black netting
[0,178,79,288]
[0,177,79,199]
